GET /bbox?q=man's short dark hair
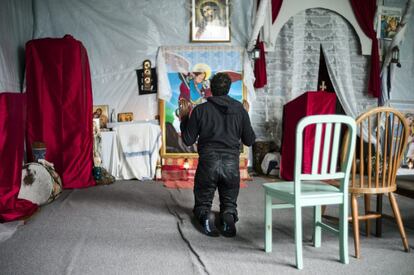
[210,73,231,96]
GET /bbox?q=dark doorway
[317,45,345,115]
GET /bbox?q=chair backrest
[348,107,409,194]
[294,115,357,193]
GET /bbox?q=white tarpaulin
[0,0,33,93]
[29,0,254,120]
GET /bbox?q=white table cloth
[103,121,161,180]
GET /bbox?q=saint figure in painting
[179,63,212,111]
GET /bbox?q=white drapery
[247,0,271,51]
[322,39,375,143]
[27,0,253,120]
[111,122,161,180]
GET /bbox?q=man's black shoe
[200,212,220,237]
[220,213,236,237]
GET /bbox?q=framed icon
[377,6,402,40]
[117,112,134,122]
[191,0,230,42]
[93,105,109,128]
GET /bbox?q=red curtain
[0,93,38,222]
[25,35,95,189]
[254,0,283,89]
[280,92,336,180]
[350,0,380,98]
[271,0,283,22]
[254,41,268,88]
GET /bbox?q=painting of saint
[378,7,402,40]
[160,48,244,155]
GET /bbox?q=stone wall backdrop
[250,8,377,146]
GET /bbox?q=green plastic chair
[263,115,357,269]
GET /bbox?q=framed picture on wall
[377,6,402,40]
[389,100,414,174]
[93,105,109,129]
[117,112,134,122]
[191,0,230,42]
[159,46,245,157]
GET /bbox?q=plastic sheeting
[390,0,414,101]
[0,0,33,93]
[31,0,254,120]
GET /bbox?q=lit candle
[183,159,190,170]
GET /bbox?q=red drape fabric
[25,35,95,189]
[350,0,380,98]
[0,93,38,222]
[271,0,283,23]
[161,158,249,189]
[253,41,268,88]
[280,92,337,180]
[254,0,283,89]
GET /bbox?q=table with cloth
[101,121,161,180]
[279,91,336,180]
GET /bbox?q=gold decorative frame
[158,46,247,158]
[117,112,134,122]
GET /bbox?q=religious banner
[157,46,245,156]
[377,6,402,40]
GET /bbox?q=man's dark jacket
[180,95,255,154]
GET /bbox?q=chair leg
[364,194,371,237]
[339,200,349,264]
[313,205,321,248]
[376,194,383,237]
[351,194,360,258]
[388,193,410,252]
[295,205,303,269]
[264,193,272,253]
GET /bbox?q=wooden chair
[345,106,410,258]
[263,115,357,269]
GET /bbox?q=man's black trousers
[193,151,240,222]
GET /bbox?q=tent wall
[387,0,414,101]
[0,0,33,93]
[31,0,254,121]
[0,0,413,143]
